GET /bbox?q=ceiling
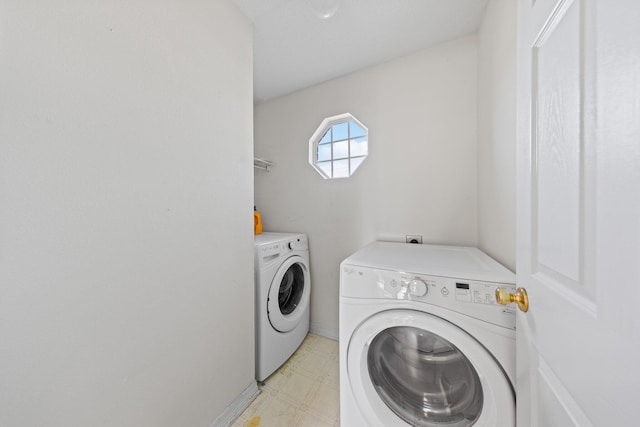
[232,0,488,103]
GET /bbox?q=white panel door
[516,0,640,425]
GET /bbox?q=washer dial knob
[409,279,428,297]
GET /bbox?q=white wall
[477,0,517,271]
[254,36,478,335]
[0,1,254,426]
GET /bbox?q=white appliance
[340,242,516,427]
[254,232,310,381]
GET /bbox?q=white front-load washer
[255,232,310,381]
[340,242,516,427]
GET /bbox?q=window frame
[308,112,368,179]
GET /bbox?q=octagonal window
[309,113,368,179]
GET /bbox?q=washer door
[267,255,310,332]
[347,309,514,427]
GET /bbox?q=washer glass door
[267,255,310,332]
[278,263,304,315]
[368,326,483,426]
[346,309,514,427]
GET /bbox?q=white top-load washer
[340,242,516,427]
[255,232,310,381]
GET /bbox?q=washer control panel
[286,237,308,251]
[257,235,308,268]
[454,281,502,305]
[385,278,428,297]
[340,264,516,329]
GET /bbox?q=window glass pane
[317,161,332,178]
[319,128,332,144]
[333,140,349,159]
[350,121,366,138]
[332,122,349,141]
[351,156,365,174]
[333,159,349,178]
[310,113,368,180]
[317,143,331,162]
[350,136,368,157]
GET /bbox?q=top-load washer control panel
[340,264,516,329]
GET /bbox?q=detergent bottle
[254,206,263,235]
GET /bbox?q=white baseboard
[210,381,260,427]
[309,322,339,341]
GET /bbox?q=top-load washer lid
[342,242,514,284]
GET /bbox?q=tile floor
[232,333,340,427]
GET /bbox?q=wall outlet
[406,235,423,244]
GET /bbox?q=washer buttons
[441,287,450,296]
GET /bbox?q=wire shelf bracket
[253,157,274,172]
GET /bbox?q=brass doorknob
[495,287,529,312]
